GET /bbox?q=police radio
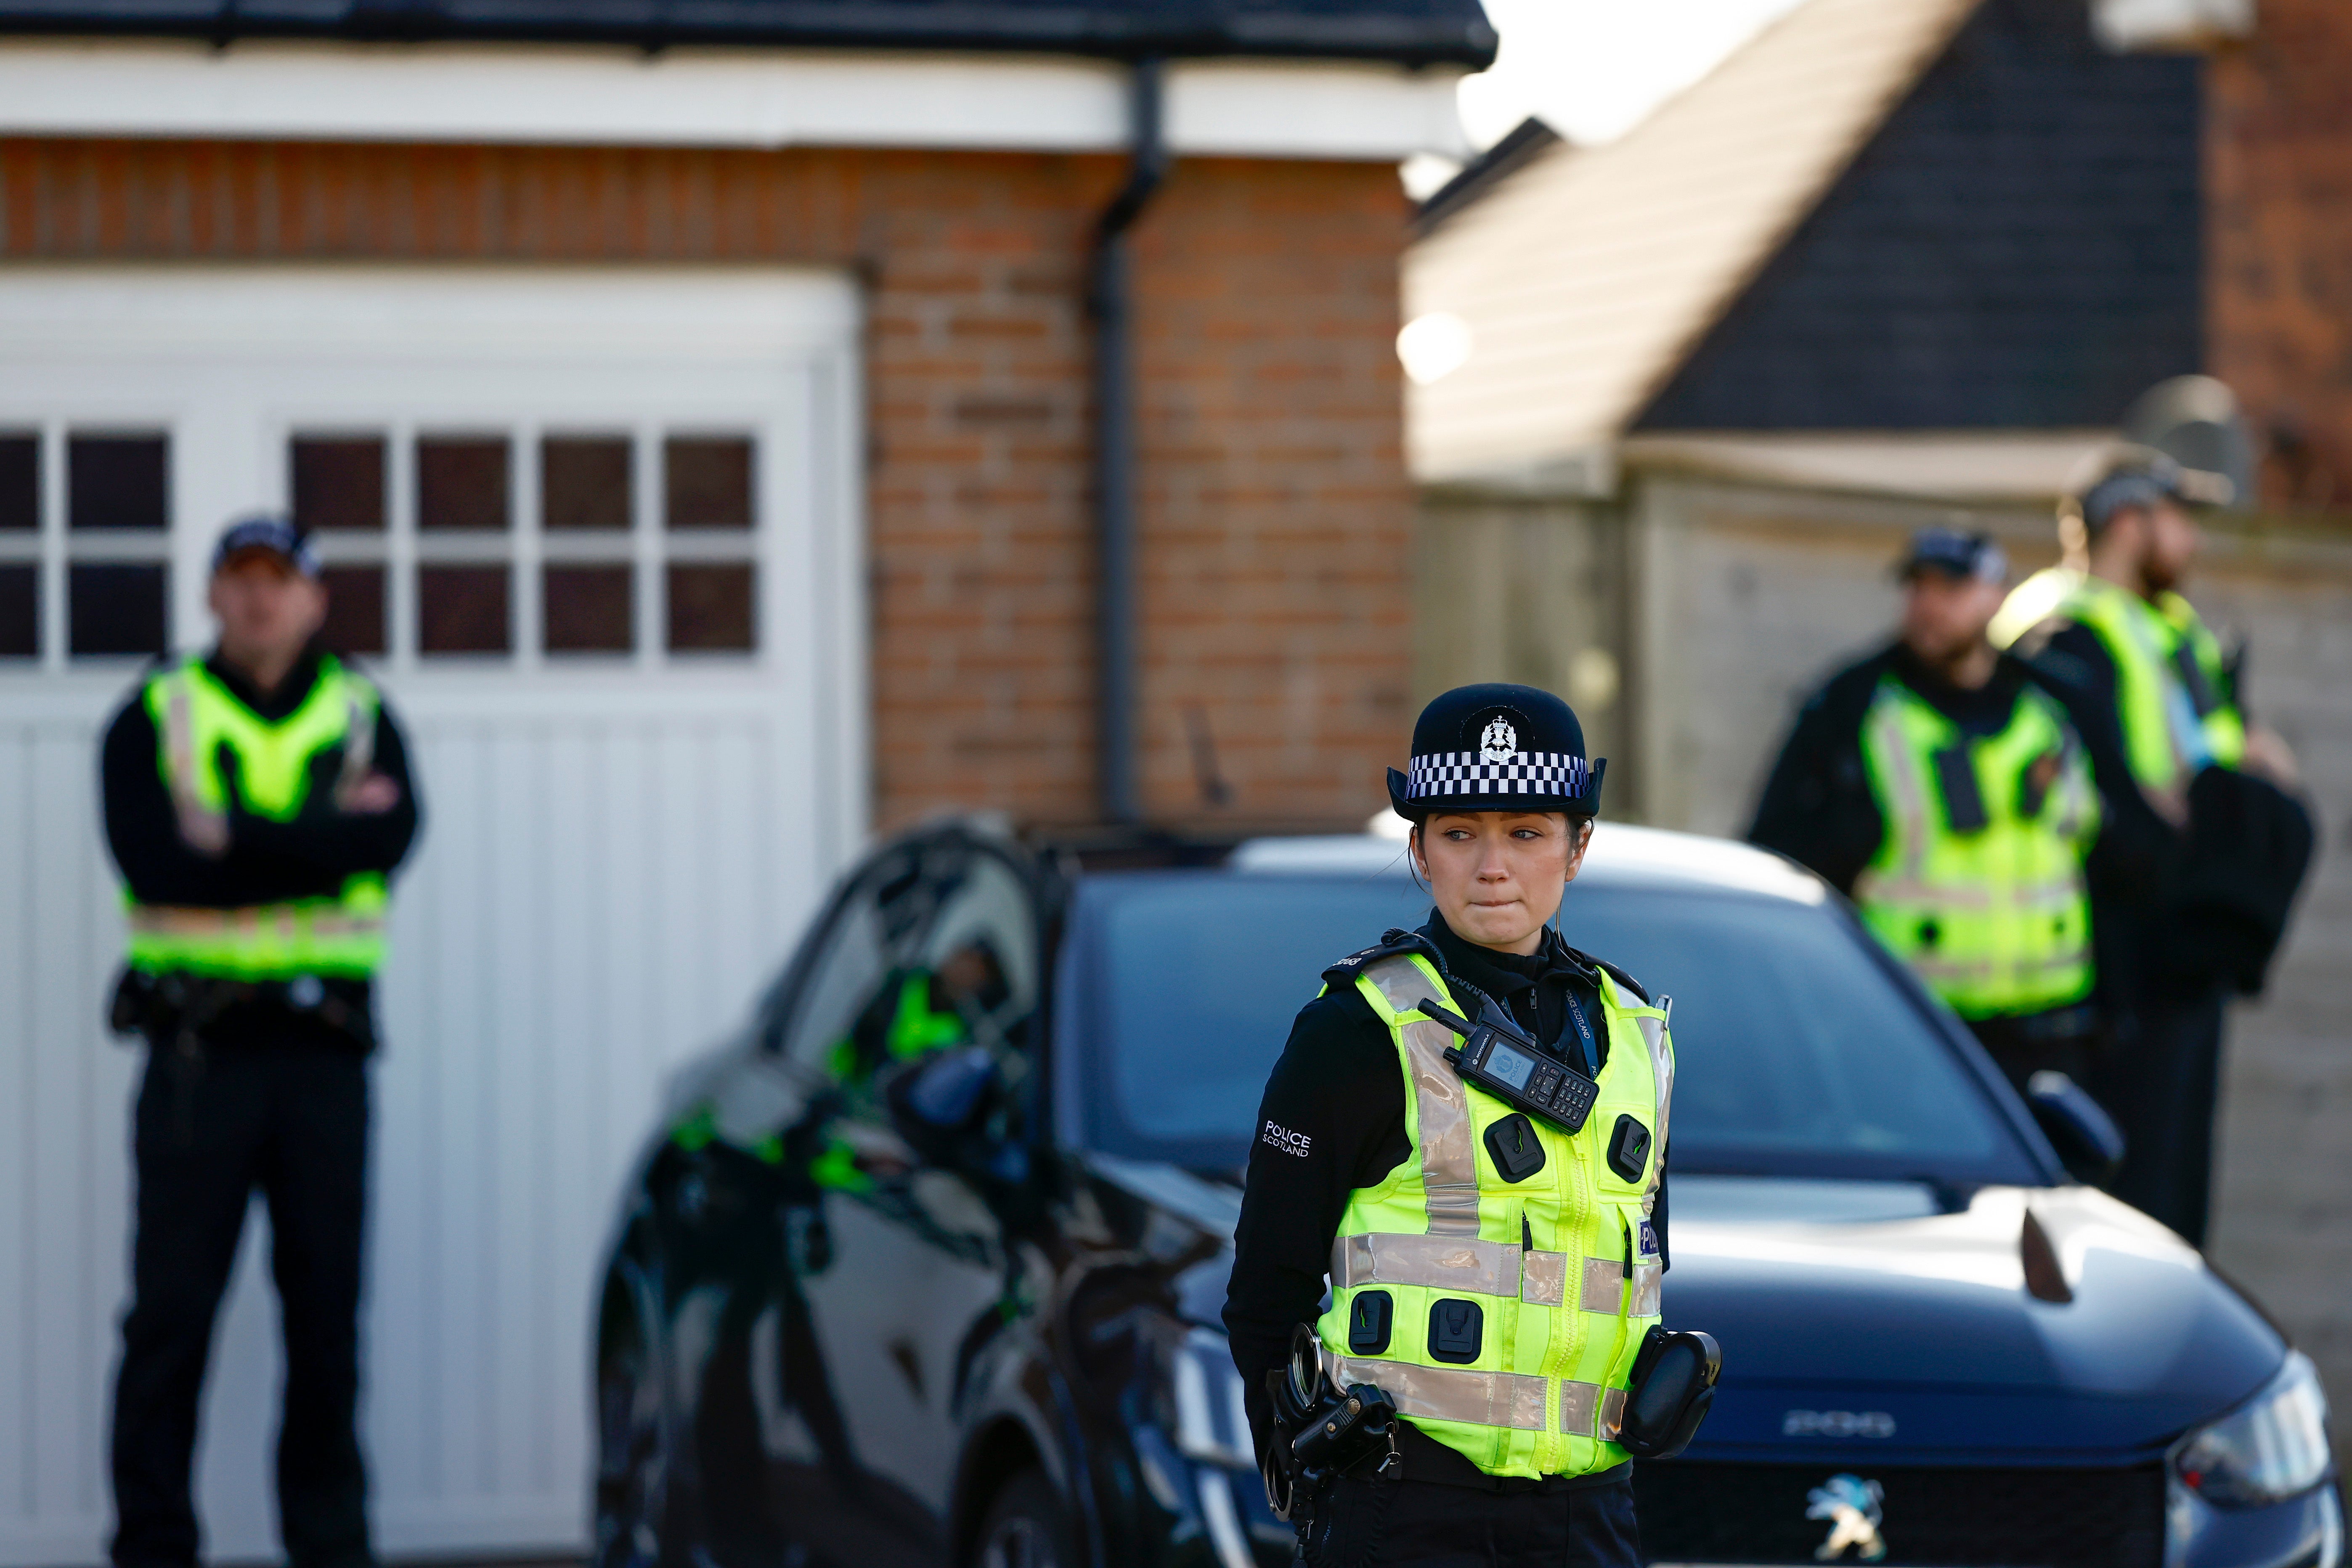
[1416,996,1599,1134]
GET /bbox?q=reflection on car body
[591,820,2341,1568]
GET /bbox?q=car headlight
[2172,1352,2335,1509]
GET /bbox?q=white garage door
[0,267,866,1565]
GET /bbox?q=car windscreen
[1068,870,2041,1184]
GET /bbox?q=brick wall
[0,138,1415,831]
[2207,0,2352,511]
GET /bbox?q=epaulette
[1321,928,1441,987]
[1573,950,1651,1006]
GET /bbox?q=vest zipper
[1539,1099,1591,1475]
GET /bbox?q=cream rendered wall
[1616,471,2352,1417]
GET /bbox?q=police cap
[2077,450,2233,534]
[1896,526,2006,584]
[1387,682,1604,821]
[212,512,322,580]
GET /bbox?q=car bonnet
[1664,1179,2283,1464]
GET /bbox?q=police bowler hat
[1387,682,1604,820]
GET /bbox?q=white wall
[0,267,866,1564]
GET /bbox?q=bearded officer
[101,515,420,1568]
[1746,527,2152,1093]
[1225,683,1674,1568]
[1992,456,2310,1245]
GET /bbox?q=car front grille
[1634,1459,2166,1568]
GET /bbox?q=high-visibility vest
[1315,946,1671,1480]
[1997,568,2244,792]
[124,654,389,980]
[1853,675,2097,1020]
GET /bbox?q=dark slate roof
[1633,0,2200,432]
[0,0,1496,64]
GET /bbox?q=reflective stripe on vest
[1315,950,1671,1481]
[125,655,390,980]
[2001,569,2243,790]
[1853,676,2096,1020]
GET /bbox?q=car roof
[1225,820,1829,905]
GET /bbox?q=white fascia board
[0,39,1468,159]
[1168,60,1471,161]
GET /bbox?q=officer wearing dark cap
[1989,457,2310,1245]
[99,514,420,1568]
[1748,527,2143,1093]
[1226,683,1676,1567]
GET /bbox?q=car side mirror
[2026,1070,2124,1184]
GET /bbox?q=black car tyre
[973,1468,1073,1568]
[594,1258,671,1568]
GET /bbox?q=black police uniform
[100,641,419,1568]
[1747,636,2170,1089]
[1225,683,1659,1568]
[2007,466,2312,1245]
[2011,614,2230,1236]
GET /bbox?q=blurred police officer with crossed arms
[1749,528,2166,1095]
[101,516,420,1568]
[1227,684,1680,1567]
[1992,457,2310,1245]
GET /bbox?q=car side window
[774,847,921,1078]
[884,845,1043,1165]
[775,840,1040,1093]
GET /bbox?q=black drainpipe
[1089,58,1168,826]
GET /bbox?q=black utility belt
[2013,1003,2100,1043]
[110,967,376,1051]
[1265,1324,1722,1525]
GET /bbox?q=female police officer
[1225,683,1676,1568]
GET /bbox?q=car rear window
[1068,871,2039,1185]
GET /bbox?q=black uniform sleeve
[2022,625,2129,776]
[1225,983,1410,1463]
[1746,652,1891,896]
[225,699,422,881]
[2017,654,2174,908]
[102,688,225,907]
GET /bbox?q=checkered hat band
[1406,752,1590,799]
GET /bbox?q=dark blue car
[593,819,2341,1568]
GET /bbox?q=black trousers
[1305,1472,1641,1568]
[2093,988,2226,1247]
[111,1033,373,1568]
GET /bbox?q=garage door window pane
[0,565,34,656]
[69,434,168,531]
[419,565,509,654]
[69,563,167,656]
[544,438,631,532]
[294,437,386,533]
[321,565,386,656]
[0,434,34,531]
[419,438,509,532]
[667,563,754,652]
[544,565,632,652]
[666,438,752,531]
